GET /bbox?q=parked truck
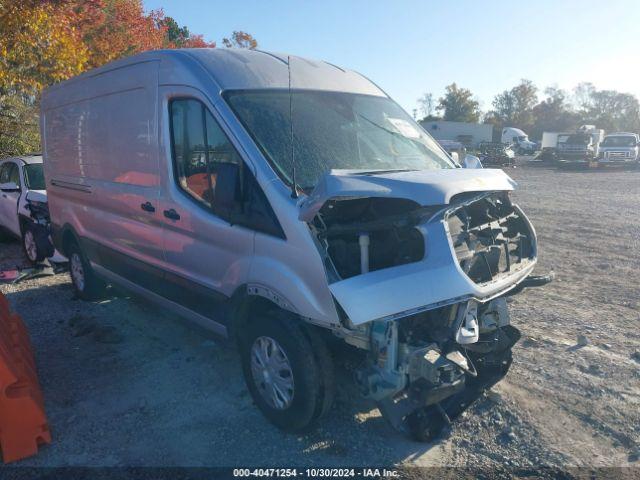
[597,132,640,166]
[41,48,551,441]
[501,127,537,154]
[534,132,566,163]
[556,125,605,166]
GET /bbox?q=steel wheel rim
[70,253,85,291]
[24,230,38,262]
[250,336,294,410]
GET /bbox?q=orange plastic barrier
[0,292,51,463]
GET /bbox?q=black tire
[21,222,45,265]
[239,313,335,432]
[0,227,11,243]
[67,240,107,300]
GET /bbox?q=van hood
[298,168,517,222]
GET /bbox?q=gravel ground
[0,162,639,469]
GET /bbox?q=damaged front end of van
[300,168,552,440]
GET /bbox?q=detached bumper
[377,325,521,438]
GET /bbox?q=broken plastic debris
[0,270,19,283]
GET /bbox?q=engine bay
[310,197,429,279]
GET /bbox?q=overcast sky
[143,0,640,115]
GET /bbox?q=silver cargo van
[41,49,549,439]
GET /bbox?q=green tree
[530,87,578,140]
[161,16,190,47]
[490,79,538,131]
[573,82,596,113]
[0,93,40,156]
[573,83,640,133]
[437,83,480,122]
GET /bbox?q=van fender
[242,256,341,329]
[245,283,297,313]
[56,223,82,256]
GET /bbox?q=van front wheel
[22,223,44,264]
[239,314,334,432]
[67,241,106,300]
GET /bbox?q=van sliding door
[43,60,165,286]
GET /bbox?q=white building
[420,120,493,147]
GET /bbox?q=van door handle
[163,208,180,220]
[141,201,155,213]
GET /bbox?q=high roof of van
[42,48,386,99]
[1,154,42,164]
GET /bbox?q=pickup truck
[597,132,640,166]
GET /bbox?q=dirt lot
[1,163,639,469]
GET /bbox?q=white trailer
[420,120,492,147]
[541,132,567,149]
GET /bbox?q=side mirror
[25,189,47,205]
[462,154,483,169]
[214,162,242,220]
[450,152,459,162]
[0,181,20,192]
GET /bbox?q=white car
[0,154,62,263]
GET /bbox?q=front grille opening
[447,192,534,284]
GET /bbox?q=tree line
[417,80,640,141]
[0,0,257,157]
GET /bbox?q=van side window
[0,164,10,183]
[0,163,19,186]
[169,99,241,210]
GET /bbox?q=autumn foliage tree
[75,0,169,68]
[0,0,257,156]
[0,1,88,96]
[223,31,258,50]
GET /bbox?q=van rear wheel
[67,241,106,300]
[239,313,334,432]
